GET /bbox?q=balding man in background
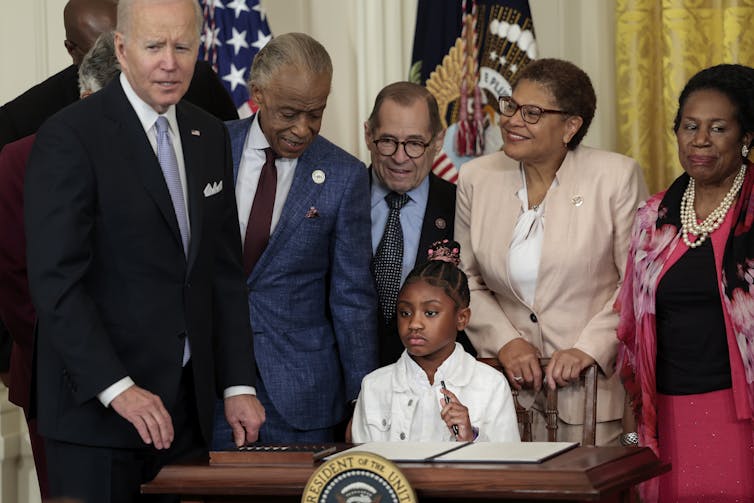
[0,30,120,499]
[0,0,238,151]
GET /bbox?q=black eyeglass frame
[498,96,570,125]
[372,138,433,159]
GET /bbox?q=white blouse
[507,167,558,307]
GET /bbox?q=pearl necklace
[680,164,746,248]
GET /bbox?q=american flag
[197,0,273,118]
[410,0,536,184]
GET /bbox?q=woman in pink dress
[617,64,754,502]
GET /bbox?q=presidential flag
[198,0,273,117]
[410,0,537,183]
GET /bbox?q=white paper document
[330,441,577,464]
[329,442,467,462]
[433,441,578,463]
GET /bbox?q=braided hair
[402,240,470,309]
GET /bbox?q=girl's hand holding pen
[439,384,474,442]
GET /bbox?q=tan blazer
[456,146,648,424]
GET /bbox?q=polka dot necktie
[372,191,410,322]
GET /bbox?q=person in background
[24,1,263,501]
[365,81,475,365]
[617,63,754,502]
[351,240,519,443]
[211,32,377,446]
[0,0,238,151]
[456,58,648,444]
[0,30,119,499]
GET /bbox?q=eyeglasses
[498,96,570,125]
[373,138,431,159]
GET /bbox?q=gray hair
[78,31,120,94]
[248,32,332,91]
[367,81,443,137]
[117,0,203,38]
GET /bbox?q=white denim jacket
[352,343,520,442]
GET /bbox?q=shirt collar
[120,73,178,136]
[248,113,272,150]
[395,342,468,391]
[370,169,430,209]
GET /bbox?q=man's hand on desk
[111,385,174,449]
[225,394,266,447]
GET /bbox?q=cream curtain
[616,0,754,194]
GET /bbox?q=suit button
[530,313,538,323]
[399,432,406,440]
[407,399,413,406]
[381,418,387,426]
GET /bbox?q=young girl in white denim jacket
[351,241,520,442]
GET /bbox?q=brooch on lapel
[305,207,320,218]
[191,129,201,136]
[311,169,326,184]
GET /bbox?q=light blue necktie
[155,116,189,255]
[155,116,191,365]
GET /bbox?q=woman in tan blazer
[456,59,648,444]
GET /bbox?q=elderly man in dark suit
[211,32,378,446]
[24,1,264,501]
[365,82,472,365]
[0,0,237,151]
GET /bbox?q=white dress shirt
[235,114,297,245]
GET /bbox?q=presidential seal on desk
[302,451,416,503]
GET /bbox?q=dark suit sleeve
[329,163,378,401]
[185,61,239,121]
[210,125,255,390]
[24,121,128,403]
[0,108,19,152]
[0,65,80,151]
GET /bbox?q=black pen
[440,380,459,440]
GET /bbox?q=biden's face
[115,0,199,114]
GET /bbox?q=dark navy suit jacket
[25,78,255,447]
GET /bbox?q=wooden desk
[143,446,668,502]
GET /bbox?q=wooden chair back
[478,357,598,446]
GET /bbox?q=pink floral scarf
[616,162,754,502]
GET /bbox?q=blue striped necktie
[155,116,191,365]
[155,116,189,255]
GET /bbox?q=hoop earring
[743,145,750,158]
